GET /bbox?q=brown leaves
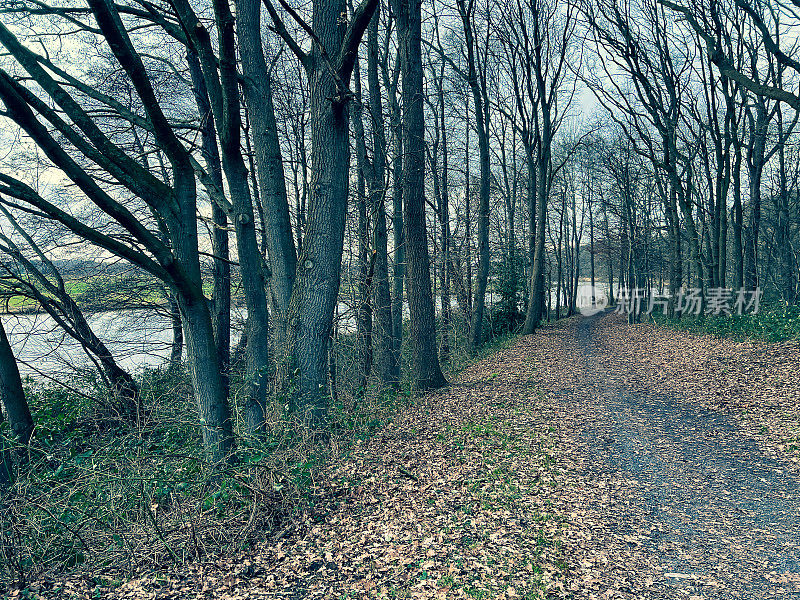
[29,330,569,599]
[18,313,800,599]
[598,315,800,468]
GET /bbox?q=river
[2,282,616,381]
[1,308,242,380]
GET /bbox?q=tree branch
[659,0,800,111]
[337,0,379,83]
[262,0,311,69]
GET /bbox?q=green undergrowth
[0,367,287,588]
[1,314,521,591]
[654,301,800,343]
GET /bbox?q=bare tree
[367,3,399,388]
[0,209,140,416]
[393,0,447,391]
[263,0,378,427]
[454,0,492,351]
[514,0,578,333]
[0,12,234,462]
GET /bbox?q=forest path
[553,312,800,598]
[95,313,800,600]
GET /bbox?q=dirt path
[46,313,800,599]
[561,312,800,599]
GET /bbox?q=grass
[1,274,168,314]
[1,368,269,585]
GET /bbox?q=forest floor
[19,312,800,599]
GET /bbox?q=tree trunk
[0,319,32,446]
[236,0,297,375]
[523,107,551,333]
[732,137,744,291]
[168,292,183,369]
[187,51,230,400]
[353,59,373,394]
[175,284,233,462]
[367,6,398,388]
[439,72,452,362]
[0,318,32,484]
[745,101,767,291]
[456,0,490,352]
[776,108,796,303]
[589,193,596,294]
[189,6,273,435]
[388,53,405,378]
[395,0,446,391]
[288,0,358,428]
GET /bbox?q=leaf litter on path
[15,313,800,599]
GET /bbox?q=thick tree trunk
[602,198,615,305]
[231,182,272,435]
[395,0,446,391]
[191,10,273,435]
[465,121,473,321]
[679,185,705,311]
[187,51,230,399]
[172,166,234,463]
[555,205,563,320]
[525,144,536,306]
[179,290,234,462]
[173,170,234,462]
[210,208,230,390]
[236,0,297,373]
[288,0,354,428]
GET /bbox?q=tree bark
[167,292,183,370]
[236,0,297,372]
[388,53,406,375]
[186,51,230,400]
[0,319,32,446]
[368,7,399,388]
[353,57,373,394]
[456,0,491,352]
[394,0,446,391]
[438,65,452,362]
